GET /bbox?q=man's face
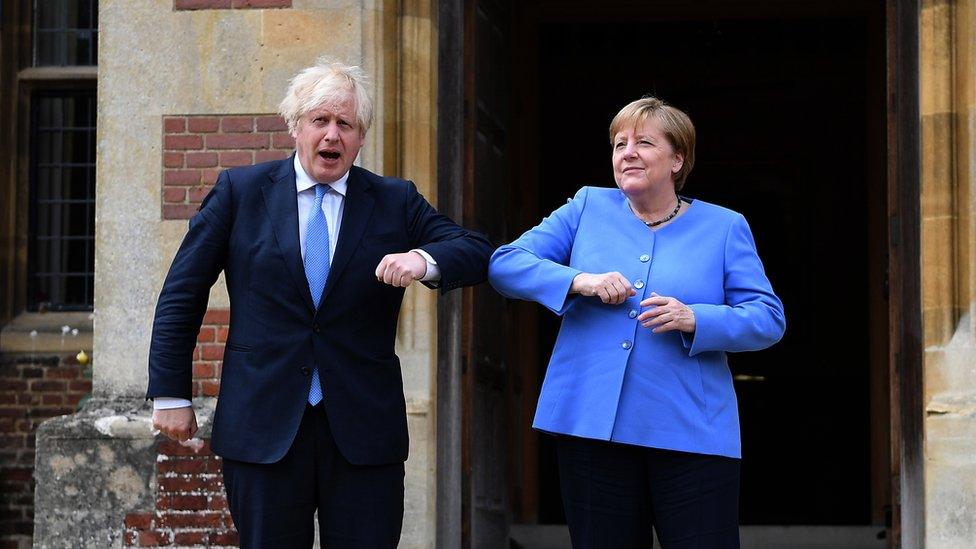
[292,91,364,184]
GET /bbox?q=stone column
[33,2,439,547]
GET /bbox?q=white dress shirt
[154,156,439,410]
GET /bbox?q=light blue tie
[304,184,330,406]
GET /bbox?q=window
[24,1,98,311]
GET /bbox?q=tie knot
[314,184,327,199]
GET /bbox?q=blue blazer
[488,186,785,458]
[147,158,492,465]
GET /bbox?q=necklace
[641,195,683,227]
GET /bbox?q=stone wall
[920,0,976,548]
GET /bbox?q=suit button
[300,366,310,376]
[621,340,632,350]
[313,323,320,333]
[634,280,645,289]
[640,254,650,262]
[628,309,638,319]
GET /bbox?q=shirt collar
[294,154,349,197]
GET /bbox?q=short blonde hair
[278,56,374,135]
[609,97,696,190]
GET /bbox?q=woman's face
[612,117,683,196]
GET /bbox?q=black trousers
[555,435,741,549]
[221,404,404,549]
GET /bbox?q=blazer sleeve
[682,213,786,355]
[487,187,588,315]
[404,181,494,293]
[146,171,233,400]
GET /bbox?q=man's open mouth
[319,150,341,160]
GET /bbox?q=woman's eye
[639,140,652,146]
[614,142,626,149]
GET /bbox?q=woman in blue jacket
[489,97,785,548]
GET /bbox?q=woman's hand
[638,292,696,333]
[570,272,636,305]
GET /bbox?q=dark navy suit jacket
[147,157,492,465]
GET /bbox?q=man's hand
[152,407,198,442]
[638,292,697,333]
[375,251,428,287]
[570,272,636,305]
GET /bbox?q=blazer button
[621,340,633,350]
[628,309,638,319]
[313,323,320,333]
[300,366,310,376]
[634,280,645,289]
[640,254,650,262]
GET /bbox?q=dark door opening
[458,0,894,545]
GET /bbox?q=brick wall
[123,441,237,548]
[192,309,229,398]
[174,0,291,10]
[162,115,293,220]
[0,354,93,549]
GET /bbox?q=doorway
[442,0,920,547]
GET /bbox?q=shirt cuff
[153,397,193,410]
[412,248,441,282]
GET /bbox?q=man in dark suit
[147,58,492,547]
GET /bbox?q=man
[147,58,492,547]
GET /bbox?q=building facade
[0,0,974,548]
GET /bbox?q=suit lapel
[322,167,374,304]
[262,156,316,312]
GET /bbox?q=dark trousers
[555,435,740,549]
[221,405,404,549]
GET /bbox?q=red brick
[68,380,92,392]
[164,134,204,150]
[186,152,219,168]
[216,327,228,343]
[163,117,186,133]
[0,408,27,418]
[1,468,32,482]
[203,309,230,325]
[0,380,27,391]
[200,345,224,361]
[182,186,208,204]
[164,169,202,186]
[162,204,198,220]
[162,187,186,203]
[201,380,221,397]
[123,530,137,545]
[192,348,200,361]
[137,529,171,546]
[41,394,63,405]
[255,150,289,163]
[206,134,268,150]
[209,495,229,510]
[155,511,224,528]
[21,367,43,378]
[272,133,295,149]
[256,115,288,131]
[163,152,184,168]
[209,530,240,546]
[201,169,221,186]
[28,380,65,392]
[187,116,220,133]
[196,327,216,343]
[158,457,209,474]
[123,512,152,529]
[158,439,212,456]
[219,151,253,167]
[65,393,87,407]
[174,0,232,9]
[221,116,254,132]
[45,368,79,379]
[173,531,208,545]
[192,363,215,378]
[171,494,209,510]
[233,0,291,7]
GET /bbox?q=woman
[488,97,785,548]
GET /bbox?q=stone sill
[0,311,93,353]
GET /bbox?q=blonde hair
[609,97,696,190]
[278,56,374,135]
